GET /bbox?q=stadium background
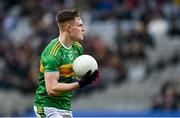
[0,0,180,117]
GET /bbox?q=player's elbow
[47,91,54,96]
[47,87,59,96]
[47,89,59,96]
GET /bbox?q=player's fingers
[92,70,99,80]
[93,70,99,76]
[96,70,99,77]
[86,70,92,76]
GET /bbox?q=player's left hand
[78,70,99,88]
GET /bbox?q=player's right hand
[78,70,99,88]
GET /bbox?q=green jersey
[34,38,84,111]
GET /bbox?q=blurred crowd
[0,0,180,116]
[152,80,180,111]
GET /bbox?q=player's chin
[77,37,84,41]
[80,37,84,41]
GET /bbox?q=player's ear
[65,23,71,33]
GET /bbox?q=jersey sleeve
[41,54,60,72]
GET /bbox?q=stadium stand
[0,0,179,116]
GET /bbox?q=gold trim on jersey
[74,42,82,48]
[59,64,74,78]
[54,44,62,56]
[50,41,59,54]
[39,60,44,73]
[50,41,61,55]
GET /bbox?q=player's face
[69,17,86,41]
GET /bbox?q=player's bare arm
[45,72,79,96]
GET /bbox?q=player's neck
[59,33,73,49]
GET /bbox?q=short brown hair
[56,9,79,24]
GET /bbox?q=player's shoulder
[43,38,62,56]
[73,41,82,48]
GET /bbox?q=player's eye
[78,24,83,27]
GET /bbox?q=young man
[34,9,98,118]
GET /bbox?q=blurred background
[0,0,180,117]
